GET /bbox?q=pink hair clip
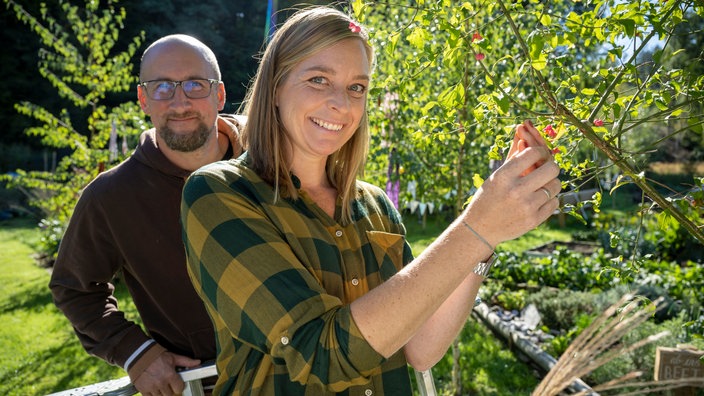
[349,21,362,33]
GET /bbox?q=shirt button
[335,230,343,237]
[365,389,373,396]
[351,278,359,286]
[281,336,289,345]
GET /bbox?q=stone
[521,303,542,331]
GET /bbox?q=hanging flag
[121,135,129,155]
[386,148,400,209]
[108,119,118,162]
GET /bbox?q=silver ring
[540,187,551,200]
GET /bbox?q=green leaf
[422,101,439,114]
[539,14,552,27]
[655,100,669,111]
[618,18,636,37]
[351,0,365,19]
[387,34,400,57]
[407,26,429,49]
[529,35,544,60]
[438,83,465,110]
[594,19,606,41]
[531,52,548,71]
[610,174,634,194]
[492,92,510,115]
[472,173,484,188]
[473,107,486,122]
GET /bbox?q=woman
[181,6,560,395]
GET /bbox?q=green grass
[432,319,540,395]
[0,217,134,396]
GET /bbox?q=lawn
[0,213,575,395]
[0,217,135,396]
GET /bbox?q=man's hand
[131,351,201,396]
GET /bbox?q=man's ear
[217,82,226,111]
[137,85,150,114]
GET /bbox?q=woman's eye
[349,84,367,94]
[309,77,325,84]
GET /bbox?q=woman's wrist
[461,220,494,257]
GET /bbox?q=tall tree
[357,1,602,220]
[356,0,704,244]
[2,0,146,264]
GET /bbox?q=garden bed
[527,240,600,256]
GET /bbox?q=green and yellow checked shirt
[181,154,414,395]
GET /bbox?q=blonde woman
[182,6,560,395]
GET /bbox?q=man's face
[138,42,225,152]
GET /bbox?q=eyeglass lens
[146,80,215,100]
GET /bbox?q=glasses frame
[139,79,221,100]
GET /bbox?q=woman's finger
[506,130,524,160]
[520,120,549,149]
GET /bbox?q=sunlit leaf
[472,173,484,188]
[540,14,552,27]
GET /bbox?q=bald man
[50,35,243,395]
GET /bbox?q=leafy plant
[353,0,704,254]
[494,289,527,311]
[525,288,598,330]
[1,0,147,265]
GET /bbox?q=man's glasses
[139,79,220,100]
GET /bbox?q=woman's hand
[506,120,549,176]
[462,120,560,247]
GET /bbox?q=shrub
[525,288,597,330]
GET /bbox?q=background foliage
[354,0,703,247]
[351,2,703,393]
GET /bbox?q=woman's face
[275,38,370,166]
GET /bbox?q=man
[49,34,242,396]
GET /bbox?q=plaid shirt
[182,154,414,395]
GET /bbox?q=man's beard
[158,119,212,152]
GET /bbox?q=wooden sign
[654,346,704,381]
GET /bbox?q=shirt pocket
[365,230,406,282]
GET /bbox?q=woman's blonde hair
[239,6,375,224]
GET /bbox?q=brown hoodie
[49,115,243,373]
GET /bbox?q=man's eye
[309,77,325,84]
[155,82,174,91]
[184,80,207,91]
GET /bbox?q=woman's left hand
[506,120,550,176]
